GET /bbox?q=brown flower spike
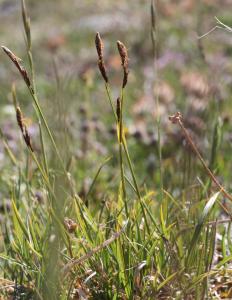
[16,106,24,133]
[16,106,34,152]
[2,46,33,92]
[95,33,108,83]
[117,40,129,88]
[95,32,103,60]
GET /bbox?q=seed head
[95,32,103,60]
[24,129,34,152]
[169,112,183,124]
[95,33,108,83]
[2,46,33,92]
[117,41,129,88]
[122,67,129,88]
[16,105,34,152]
[16,106,24,133]
[117,41,128,67]
[98,60,108,83]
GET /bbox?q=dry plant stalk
[1,46,33,92]
[117,40,129,88]
[16,106,34,152]
[62,221,127,276]
[169,112,232,202]
[95,32,108,83]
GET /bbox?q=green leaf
[187,192,220,267]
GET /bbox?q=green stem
[29,89,75,196]
[151,0,163,200]
[118,89,128,217]
[122,138,141,200]
[119,89,127,198]
[105,83,117,120]
[104,84,141,200]
[103,84,151,231]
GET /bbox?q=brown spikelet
[117,41,129,88]
[16,106,24,133]
[116,97,121,122]
[169,112,183,124]
[98,60,108,83]
[117,41,128,67]
[24,129,34,152]
[122,68,129,88]
[2,46,33,92]
[16,106,34,152]
[95,32,103,60]
[20,67,31,89]
[95,33,108,83]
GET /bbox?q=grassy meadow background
[0,0,232,299]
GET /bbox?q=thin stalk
[29,89,75,195]
[170,113,232,202]
[29,91,60,167]
[27,50,36,95]
[119,88,127,202]
[105,83,117,120]
[104,84,150,232]
[20,0,76,204]
[122,138,141,200]
[104,84,141,200]
[151,0,163,199]
[38,120,49,176]
[105,82,128,204]
[179,119,232,202]
[85,156,112,200]
[30,151,53,195]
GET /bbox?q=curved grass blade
[186,192,220,267]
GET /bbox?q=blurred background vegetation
[1,0,232,299]
[0,0,232,210]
